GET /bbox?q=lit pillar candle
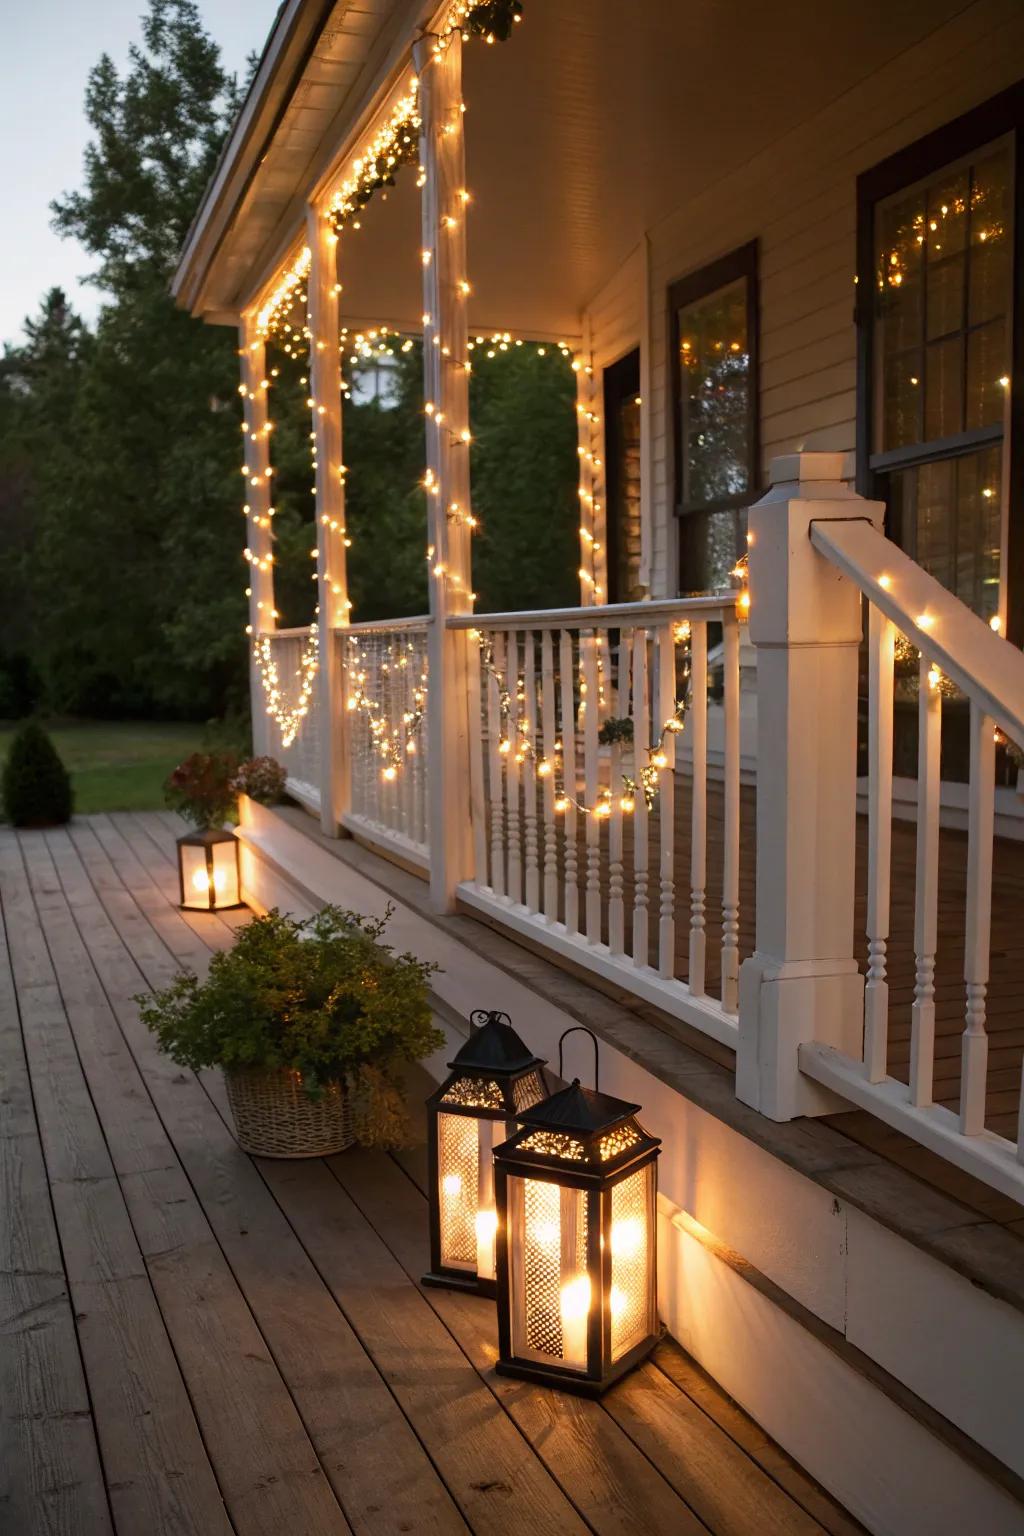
[559,1185,588,1369]
[475,1120,498,1281]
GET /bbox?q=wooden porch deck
[0,811,864,1536]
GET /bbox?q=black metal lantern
[423,1009,548,1296]
[176,827,242,911]
[493,1028,661,1395]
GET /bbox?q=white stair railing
[796,514,1024,1201]
[449,597,743,1047]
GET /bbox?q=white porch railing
[340,617,431,867]
[798,517,1024,1202]
[258,627,322,813]
[449,599,742,1048]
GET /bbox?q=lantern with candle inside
[175,827,241,911]
[423,1009,548,1297]
[492,1028,661,1395]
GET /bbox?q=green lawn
[0,721,208,815]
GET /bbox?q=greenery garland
[463,1,523,41]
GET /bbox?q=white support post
[737,453,884,1120]
[575,321,606,606]
[238,317,276,757]
[306,205,351,836]
[415,33,474,911]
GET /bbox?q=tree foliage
[1,721,73,826]
[0,0,579,729]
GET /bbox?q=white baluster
[721,615,740,1013]
[607,632,628,956]
[864,608,895,1082]
[540,630,559,920]
[910,653,941,1105]
[505,632,523,905]
[522,632,540,913]
[485,631,505,897]
[961,702,995,1136]
[688,621,707,996]
[582,630,601,943]
[466,627,486,879]
[559,630,579,935]
[657,623,677,978]
[631,628,650,967]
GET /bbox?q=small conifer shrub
[2,721,73,827]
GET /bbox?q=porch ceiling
[178,0,969,335]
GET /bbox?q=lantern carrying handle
[469,1007,512,1031]
[557,1026,599,1090]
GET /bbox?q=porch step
[238,798,1024,1536]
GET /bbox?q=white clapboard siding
[577,0,1024,597]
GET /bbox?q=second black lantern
[423,1009,547,1296]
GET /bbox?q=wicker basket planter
[224,1066,355,1158]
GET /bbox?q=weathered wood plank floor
[1,811,864,1535]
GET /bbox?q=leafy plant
[231,755,287,805]
[164,749,238,828]
[2,721,73,826]
[598,716,634,746]
[137,905,442,1146]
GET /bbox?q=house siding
[584,0,1024,599]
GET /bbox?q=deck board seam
[0,858,118,1534]
[40,827,356,1535]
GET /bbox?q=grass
[0,721,208,815]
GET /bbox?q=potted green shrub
[2,721,73,827]
[137,905,442,1156]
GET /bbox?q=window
[859,86,1024,632]
[669,242,758,593]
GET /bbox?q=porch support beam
[238,318,276,757]
[414,31,475,912]
[575,325,607,606]
[306,203,351,836]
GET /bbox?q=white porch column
[736,452,883,1119]
[238,317,276,757]
[414,33,475,911]
[306,206,351,836]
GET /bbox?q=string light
[256,246,312,339]
[253,625,319,748]
[326,81,422,236]
[473,626,691,816]
[344,634,428,780]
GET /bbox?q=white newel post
[736,452,883,1119]
[306,206,351,836]
[415,33,475,911]
[238,317,276,758]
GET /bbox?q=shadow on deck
[0,811,864,1535]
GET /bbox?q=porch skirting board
[236,798,1024,1533]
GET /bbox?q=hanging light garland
[344,634,428,780]
[253,624,320,749]
[473,624,692,817]
[326,82,423,237]
[433,0,523,53]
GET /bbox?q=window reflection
[677,277,751,510]
[891,445,1002,622]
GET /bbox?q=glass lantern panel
[509,1175,589,1371]
[512,1069,547,1113]
[438,1112,478,1271]
[610,1165,656,1363]
[210,838,239,908]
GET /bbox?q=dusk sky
[1,1,280,346]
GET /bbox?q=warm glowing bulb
[916,613,934,630]
[382,765,397,782]
[611,1217,644,1261]
[990,614,1002,632]
[442,1173,462,1198]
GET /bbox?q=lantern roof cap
[448,1010,545,1076]
[517,1079,641,1135]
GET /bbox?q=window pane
[890,446,1001,620]
[882,352,922,448]
[969,149,1012,326]
[678,508,743,593]
[677,277,751,508]
[924,335,962,439]
[874,139,1012,455]
[966,319,1008,429]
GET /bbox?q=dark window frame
[856,81,1024,642]
[668,239,760,524]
